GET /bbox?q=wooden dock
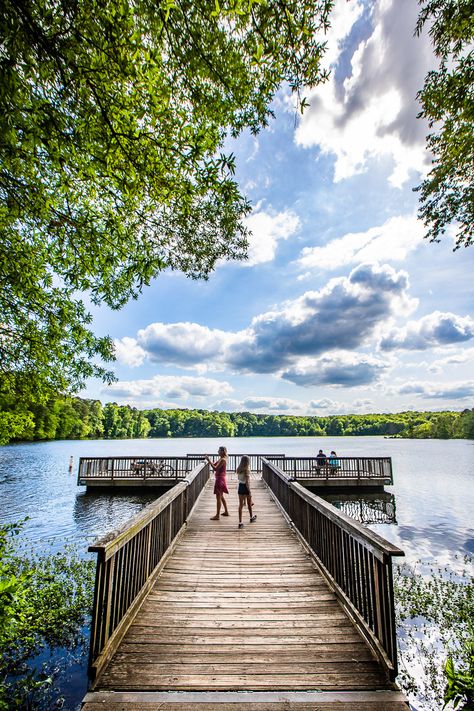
[77,454,393,489]
[82,462,407,710]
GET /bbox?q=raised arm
[205,455,218,471]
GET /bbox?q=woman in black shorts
[236,455,257,529]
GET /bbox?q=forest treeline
[1,398,474,445]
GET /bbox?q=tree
[0,0,332,404]
[415,0,474,249]
[459,408,474,438]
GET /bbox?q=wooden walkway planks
[85,476,407,708]
[83,690,409,710]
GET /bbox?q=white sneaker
[238,522,244,529]
[250,515,257,523]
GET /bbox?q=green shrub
[0,521,95,709]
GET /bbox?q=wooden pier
[82,459,407,710]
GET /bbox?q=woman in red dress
[206,446,230,520]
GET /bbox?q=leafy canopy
[415,0,474,249]
[0,0,332,402]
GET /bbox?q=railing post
[103,557,116,647]
[145,523,153,577]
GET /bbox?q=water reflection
[73,490,159,548]
[1,437,473,711]
[320,491,397,526]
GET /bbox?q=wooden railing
[78,455,391,485]
[267,456,393,484]
[87,461,209,681]
[186,453,285,472]
[262,459,403,679]
[78,456,193,485]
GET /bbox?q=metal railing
[262,459,403,679]
[268,456,393,484]
[87,461,209,681]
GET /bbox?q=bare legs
[211,493,229,520]
[238,495,253,523]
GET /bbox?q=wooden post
[103,557,116,647]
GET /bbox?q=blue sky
[84,0,474,416]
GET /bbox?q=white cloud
[212,399,245,412]
[322,0,365,67]
[379,312,474,352]
[298,214,425,271]
[429,349,474,373]
[245,137,260,162]
[352,399,375,410]
[295,0,434,187]
[136,322,238,367]
[213,397,310,414]
[104,375,233,405]
[118,263,414,382]
[310,398,341,410]
[397,381,474,400]
[114,337,147,367]
[243,397,306,412]
[228,263,413,374]
[309,398,374,414]
[282,353,388,387]
[244,209,300,266]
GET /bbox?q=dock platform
[83,465,407,709]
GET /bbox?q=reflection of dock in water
[321,491,397,526]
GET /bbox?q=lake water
[1,436,473,709]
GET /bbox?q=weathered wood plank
[83,703,408,711]
[98,675,390,691]
[83,688,409,710]
[113,646,375,661]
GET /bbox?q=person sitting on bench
[315,449,327,472]
[329,450,340,474]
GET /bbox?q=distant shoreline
[2,396,472,445]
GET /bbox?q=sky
[84,0,474,417]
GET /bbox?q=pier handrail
[87,461,209,681]
[268,456,393,484]
[186,453,285,473]
[77,456,193,485]
[262,458,403,679]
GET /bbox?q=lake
[1,436,473,709]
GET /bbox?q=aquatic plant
[0,521,95,709]
[395,557,474,710]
